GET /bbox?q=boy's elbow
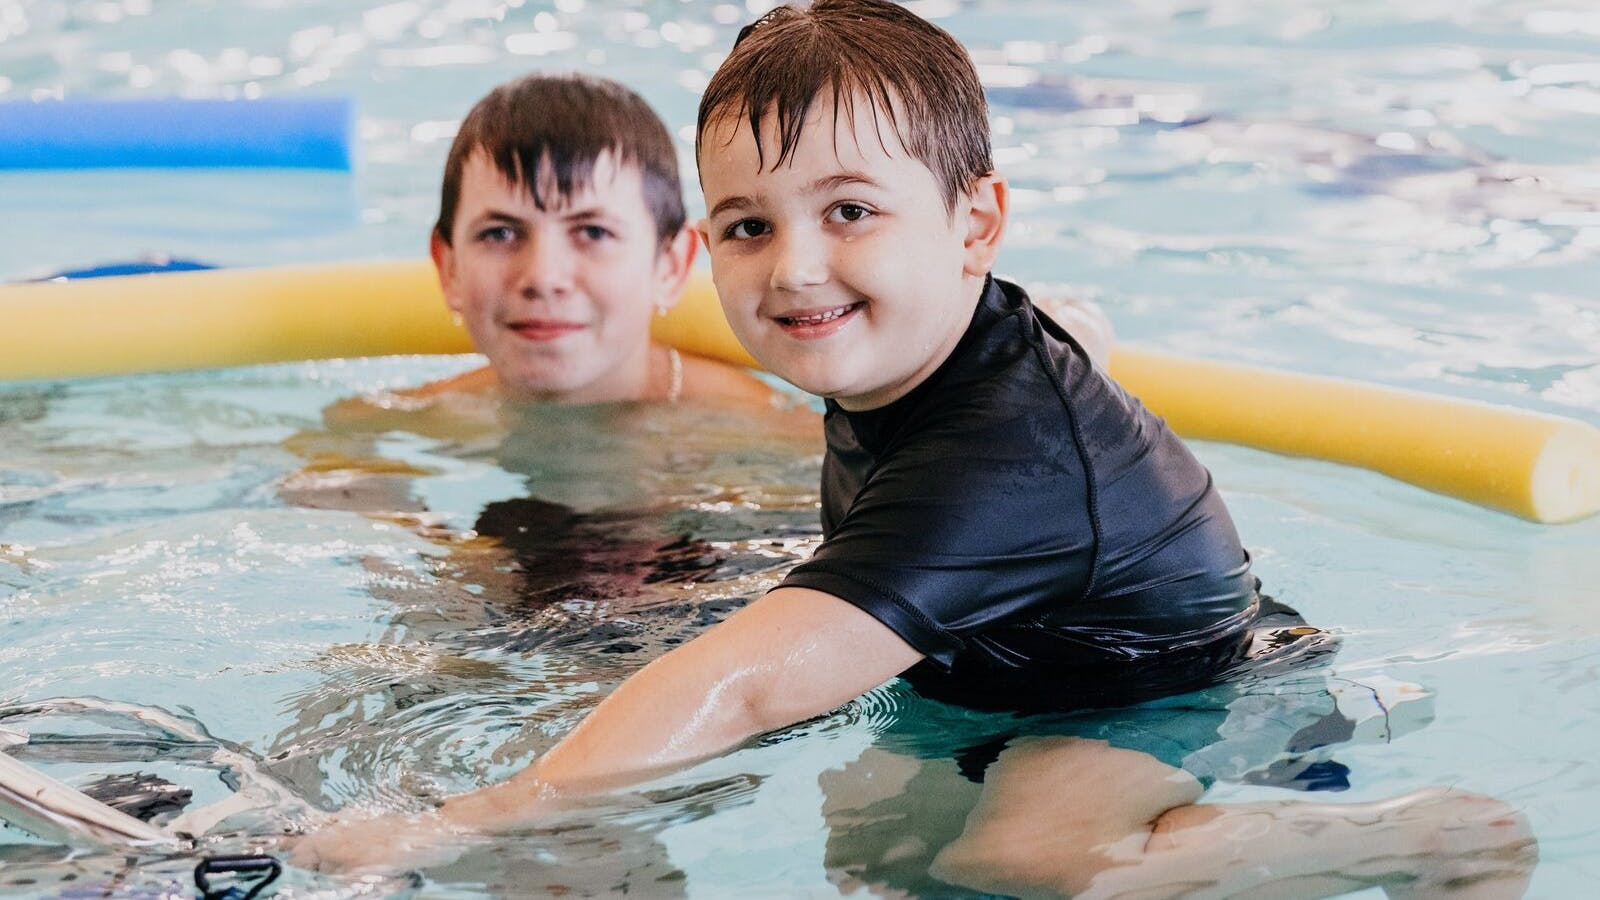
[727,662,861,741]
[732,675,795,739]
[724,660,840,742]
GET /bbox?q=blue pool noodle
[0,97,356,170]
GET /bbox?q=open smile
[772,302,863,339]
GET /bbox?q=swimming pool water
[2,1,1598,897]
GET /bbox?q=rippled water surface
[2,0,1598,897]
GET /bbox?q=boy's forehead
[459,146,646,213]
[700,86,915,174]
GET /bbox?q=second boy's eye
[577,224,614,243]
[477,225,518,244]
[724,219,770,241]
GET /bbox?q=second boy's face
[698,93,998,411]
[433,150,680,402]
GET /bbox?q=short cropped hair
[695,0,992,214]
[436,72,686,247]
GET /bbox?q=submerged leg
[929,737,1536,900]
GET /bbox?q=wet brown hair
[695,0,992,214]
[436,72,686,247]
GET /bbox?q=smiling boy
[694,3,1282,711]
[380,72,783,412]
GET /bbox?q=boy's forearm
[436,588,922,833]
[437,650,768,831]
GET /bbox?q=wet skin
[432,149,695,404]
[697,94,1008,411]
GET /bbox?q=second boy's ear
[652,226,700,313]
[693,217,711,255]
[429,230,465,314]
[960,174,1009,278]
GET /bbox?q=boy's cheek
[709,262,764,312]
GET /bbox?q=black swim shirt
[779,276,1264,709]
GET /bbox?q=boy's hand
[288,809,472,875]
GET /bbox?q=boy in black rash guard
[294,2,1534,891]
[698,21,1298,709]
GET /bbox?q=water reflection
[266,393,821,811]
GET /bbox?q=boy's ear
[960,174,1008,278]
[652,225,700,312]
[429,230,464,314]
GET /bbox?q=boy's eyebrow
[467,205,618,225]
[707,195,755,220]
[811,171,881,194]
[560,205,619,223]
[706,171,884,220]
[472,209,528,225]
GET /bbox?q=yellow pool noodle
[1107,349,1599,525]
[0,260,754,376]
[1,261,1595,523]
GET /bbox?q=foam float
[0,97,356,170]
[0,261,1594,524]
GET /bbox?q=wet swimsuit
[781,276,1307,710]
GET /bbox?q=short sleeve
[780,405,1096,669]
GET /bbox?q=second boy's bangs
[486,139,605,218]
[437,73,686,246]
[478,93,648,220]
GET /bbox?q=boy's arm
[292,587,923,871]
[448,586,921,824]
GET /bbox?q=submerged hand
[289,809,473,875]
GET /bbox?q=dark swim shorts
[873,597,1357,788]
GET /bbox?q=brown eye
[828,203,873,224]
[725,219,769,240]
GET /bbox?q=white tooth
[789,305,850,325]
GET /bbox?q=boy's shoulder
[679,353,779,405]
[680,353,821,438]
[320,366,503,439]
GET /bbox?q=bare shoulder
[321,366,503,437]
[678,354,775,404]
[411,366,500,399]
[678,353,820,436]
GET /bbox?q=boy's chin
[772,368,855,403]
[770,358,898,407]
[497,361,594,399]
[763,353,895,406]
[794,381,879,409]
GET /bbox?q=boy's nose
[769,232,828,292]
[514,233,576,299]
